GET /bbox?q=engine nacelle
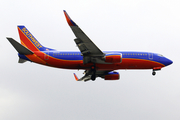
[104,72,120,80]
[104,53,122,63]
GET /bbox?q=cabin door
[148,53,153,59]
[44,52,49,60]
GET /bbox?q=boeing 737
[7,10,173,81]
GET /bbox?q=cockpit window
[157,54,164,57]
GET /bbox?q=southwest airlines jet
[7,10,173,81]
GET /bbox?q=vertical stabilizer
[17,26,46,51]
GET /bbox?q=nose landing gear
[152,71,156,76]
[152,67,162,76]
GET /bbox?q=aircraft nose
[164,58,173,66]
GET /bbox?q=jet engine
[104,53,122,63]
[104,71,120,80]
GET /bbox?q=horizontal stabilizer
[7,37,34,55]
[18,58,27,63]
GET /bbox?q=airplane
[7,10,173,81]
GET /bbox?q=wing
[63,10,104,57]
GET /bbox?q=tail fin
[17,26,46,51]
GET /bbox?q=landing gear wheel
[91,75,96,81]
[91,69,96,81]
[152,71,156,76]
[91,64,96,81]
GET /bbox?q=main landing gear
[91,64,96,81]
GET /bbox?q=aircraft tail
[17,26,47,51]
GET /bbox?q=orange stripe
[25,54,47,65]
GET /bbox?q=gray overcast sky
[0,0,179,120]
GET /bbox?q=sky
[0,0,179,120]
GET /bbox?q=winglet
[73,73,79,81]
[63,10,77,26]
